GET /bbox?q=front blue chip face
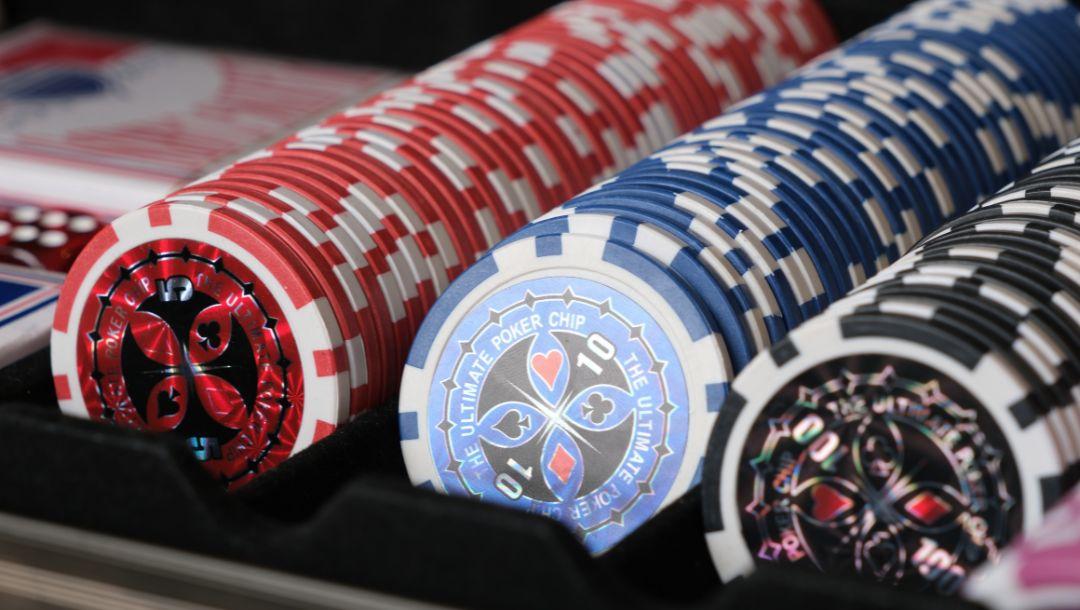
[425,275,689,553]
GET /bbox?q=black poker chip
[702,132,1080,595]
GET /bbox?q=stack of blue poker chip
[608,0,1080,336]
[399,0,1080,557]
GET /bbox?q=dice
[0,204,102,271]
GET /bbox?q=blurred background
[5,0,915,68]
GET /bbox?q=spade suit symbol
[493,410,531,440]
[158,387,181,418]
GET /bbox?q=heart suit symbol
[531,349,563,390]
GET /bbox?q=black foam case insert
[0,379,984,610]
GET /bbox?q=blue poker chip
[519,205,762,369]
[896,1,1080,142]
[400,228,730,555]
[615,162,829,317]
[796,83,964,222]
[627,150,854,303]
[690,112,918,252]
[815,49,1005,199]
[974,3,1080,132]
[791,64,990,212]
[551,185,789,344]
[651,136,877,290]
[725,92,937,235]
[692,136,883,284]
[691,126,898,272]
[691,112,921,251]
[885,32,1042,172]
[552,192,778,349]
[581,166,816,324]
[822,43,1016,195]
[920,33,1044,166]
[710,95,936,245]
[888,28,1048,160]
[738,89,951,232]
[1025,4,1080,91]
[668,123,906,265]
[780,73,975,218]
[920,26,1054,154]
[626,153,838,306]
[544,201,778,352]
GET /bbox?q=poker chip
[53,0,835,489]
[400,0,1080,555]
[403,227,733,553]
[51,202,351,489]
[701,125,1080,589]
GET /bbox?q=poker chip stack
[398,0,1080,556]
[702,131,1080,590]
[51,0,834,489]
[964,483,1080,610]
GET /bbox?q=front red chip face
[76,238,304,487]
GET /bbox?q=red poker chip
[205,168,416,413]
[249,142,468,282]
[551,1,726,122]
[169,183,393,413]
[463,59,619,176]
[221,159,436,311]
[320,123,512,251]
[301,112,511,247]
[798,0,839,58]
[436,54,633,172]
[363,81,572,210]
[234,153,451,299]
[184,175,404,349]
[635,0,765,98]
[503,26,679,152]
[53,199,353,488]
[450,72,598,192]
[445,38,649,156]
[216,164,430,359]
[169,183,381,325]
[343,95,554,231]
[538,9,707,131]
[304,127,501,262]
[406,74,593,199]
[426,62,614,182]
[747,0,836,75]
[601,15,721,126]
[341,105,540,236]
[480,36,661,158]
[324,105,530,237]
[328,103,536,236]
[524,19,696,135]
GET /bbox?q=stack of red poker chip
[51,0,836,488]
